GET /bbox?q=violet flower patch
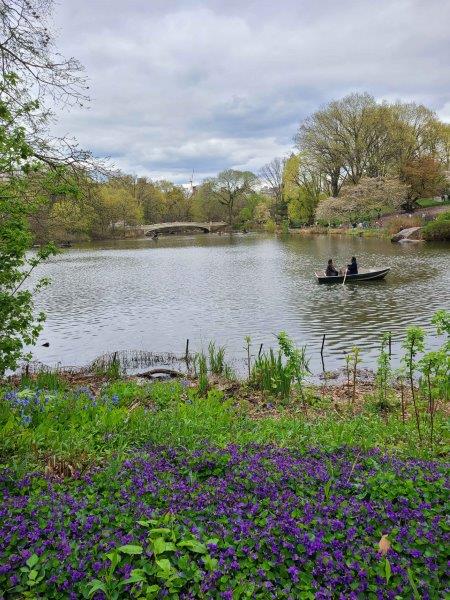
[0,446,448,598]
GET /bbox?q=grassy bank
[1,376,448,477]
[0,375,448,599]
[289,226,389,238]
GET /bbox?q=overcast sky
[53,0,450,184]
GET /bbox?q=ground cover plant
[0,315,448,598]
[1,445,449,599]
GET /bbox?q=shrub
[264,218,276,233]
[421,210,450,241]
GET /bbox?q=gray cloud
[51,0,450,183]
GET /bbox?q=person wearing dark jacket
[325,259,339,276]
[347,256,358,275]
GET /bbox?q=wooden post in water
[185,339,190,363]
[388,333,392,357]
[258,343,263,358]
[321,334,326,372]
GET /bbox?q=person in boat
[325,259,339,277]
[346,256,358,275]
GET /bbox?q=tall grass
[207,342,226,375]
[251,348,292,399]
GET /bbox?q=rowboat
[315,268,391,284]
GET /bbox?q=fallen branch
[137,368,185,379]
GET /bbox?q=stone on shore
[391,226,422,243]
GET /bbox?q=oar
[342,267,348,286]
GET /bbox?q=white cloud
[51,0,450,182]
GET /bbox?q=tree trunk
[330,169,340,197]
[228,201,233,227]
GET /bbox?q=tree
[208,169,258,226]
[295,94,448,201]
[190,181,227,222]
[0,92,57,375]
[400,156,446,209]
[259,157,287,222]
[282,154,325,225]
[0,0,92,166]
[0,0,95,373]
[316,177,409,224]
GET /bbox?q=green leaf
[155,558,172,575]
[407,569,421,600]
[148,527,171,537]
[87,580,108,597]
[122,569,147,585]
[385,558,391,584]
[178,539,207,553]
[203,555,218,572]
[152,537,176,554]
[25,554,39,569]
[118,544,143,555]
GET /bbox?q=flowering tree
[316,177,409,224]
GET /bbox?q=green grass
[1,379,447,477]
[417,197,450,208]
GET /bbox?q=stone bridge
[140,221,228,236]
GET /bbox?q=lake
[29,233,450,374]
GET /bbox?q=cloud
[51,0,450,182]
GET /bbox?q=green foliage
[195,352,209,396]
[251,347,292,399]
[348,346,361,405]
[207,342,225,376]
[421,210,450,240]
[277,331,310,402]
[417,197,450,208]
[0,87,58,376]
[402,326,426,443]
[85,514,217,599]
[373,333,394,411]
[251,332,309,401]
[264,218,276,233]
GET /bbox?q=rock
[391,227,422,243]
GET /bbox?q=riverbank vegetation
[21,96,450,243]
[1,314,449,598]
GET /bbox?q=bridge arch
[140,221,227,236]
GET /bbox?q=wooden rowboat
[315,268,391,284]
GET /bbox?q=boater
[325,259,339,277]
[346,256,358,275]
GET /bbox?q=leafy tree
[0,93,57,375]
[156,181,190,222]
[400,156,446,208]
[295,93,448,202]
[283,154,325,225]
[0,0,95,372]
[259,157,287,222]
[238,192,267,225]
[208,169,258,226]
[190,181,227,222]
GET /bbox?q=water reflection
[29,233,450,372]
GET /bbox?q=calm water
[29,233,450,373]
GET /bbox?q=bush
[422,211,450,241]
